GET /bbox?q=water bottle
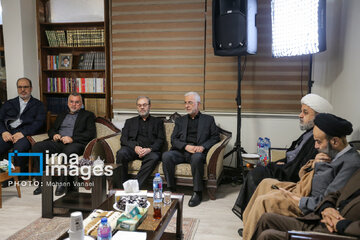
[97,217,111,240]
[257,137,264,156]
[257,137,267,166]
[153,173,163,203]
[264,137,271,163]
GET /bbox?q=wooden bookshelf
[35,0,111,118]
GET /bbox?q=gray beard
[300,119,315,131]
[318,142,339,160]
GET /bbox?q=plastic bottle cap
[101,217,107,224]
[155,173,160,177]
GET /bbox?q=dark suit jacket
[120,115,165,152]
[48,109,96,146]
[269,130,318,182]
[298,168,360,237]
[171,112,220,153]
[0,96,46,136]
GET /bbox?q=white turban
[301,94,333,113]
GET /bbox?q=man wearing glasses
[32,92,96,195]
[116,96,165,188]
[0,77,46,172]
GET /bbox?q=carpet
[7,216,199,240]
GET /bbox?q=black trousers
[251,213,329,240]
[0,130,31,172]
[32,140,85,188]
[116,146,161,188]
[162,150,205,192]
[32,140,86,170]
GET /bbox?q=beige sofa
[92,115,232,200]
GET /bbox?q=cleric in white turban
[232,93,334,227]
[301,93,333,114]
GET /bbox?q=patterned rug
[7,216,199,240]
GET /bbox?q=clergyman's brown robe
[242,159,315,240]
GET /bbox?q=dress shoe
[55,185,66,196]
[188,191,202,207]
[238,228,243,237]
[33,186,42,195]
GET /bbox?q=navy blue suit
[0,96,46,171]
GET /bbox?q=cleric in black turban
[314,113,353,137]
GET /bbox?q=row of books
[47,55,59,70]
[46,96,106,117]
[46,77,105,93]
[45,29,104,47]
[78,52,105,70]
[46,96,68,114]
[46,52,105,70]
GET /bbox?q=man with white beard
[233,94,333,223]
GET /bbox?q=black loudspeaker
[212,0,257,56]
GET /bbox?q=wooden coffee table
[0,166,21,208]
[42,164,121,218]
[57,191,184,240]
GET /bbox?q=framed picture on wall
[59,53,73,69]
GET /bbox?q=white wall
[329,0,360,140]
[2,0,39,98]
[312,0,360,140]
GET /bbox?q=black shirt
[186,112,200,145]
[136,115,152,148]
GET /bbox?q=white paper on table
[112,231,147,240]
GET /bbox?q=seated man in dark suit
[162,92,220,207]
[233,94,333,221]
[116,96,165,188]
[0,77,46,172]
[32,92,96,195]
[251,168,360,240]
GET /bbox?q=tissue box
[83,210,121,237]
[115,207,148,231]
[115,190,148,203]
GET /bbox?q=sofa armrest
[81,117,121,160]
[206,127,232,180]
[98,133,122,164]
[287,230,358,240]
[270,147,287,162]
[27,133,49,146]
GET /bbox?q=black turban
[314,113,353,137]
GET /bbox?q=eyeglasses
[17,86,31,89]
[137,103,149,108]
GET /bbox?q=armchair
[27,117,120,167]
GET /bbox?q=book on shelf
[46,77,105,93]
[77,52,105,70]
[46,96,68,114]
[45,29,105,47]
[84,98,106,117]
[47,55,59,70]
